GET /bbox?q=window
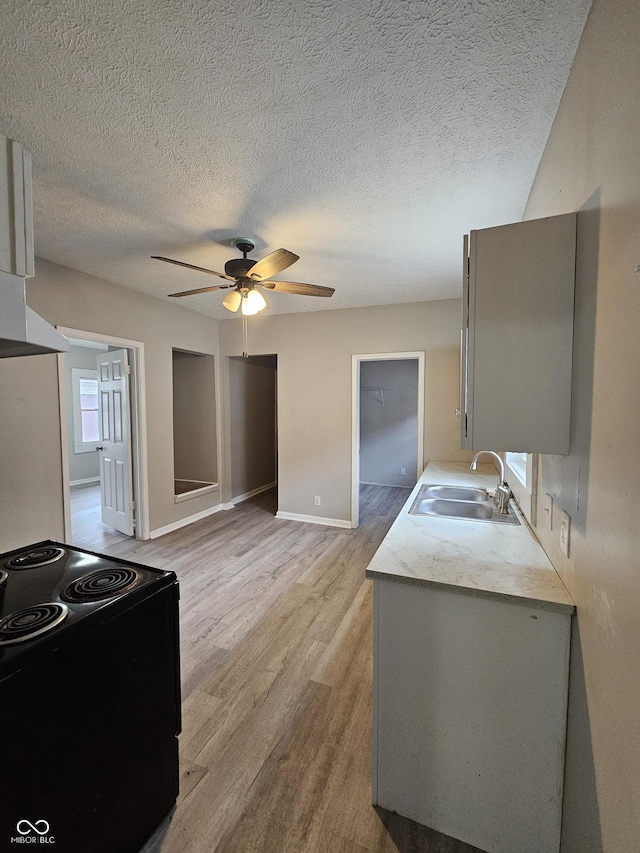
[505,452,527,487]
[72,368,100,453]
[505,452,537,525]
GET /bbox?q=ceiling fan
[152,238,335,315]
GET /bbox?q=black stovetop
[0,540,176,678]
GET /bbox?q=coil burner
[4,547,65,570]
[0,603,69,645]
[62,567,141,603]
[0,540,179,853]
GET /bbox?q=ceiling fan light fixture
[157,240,334,306]
[241,288,267,315]
[222,290,242,312]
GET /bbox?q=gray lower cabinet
[372,577,572,853]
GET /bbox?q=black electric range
[0,540,181,852]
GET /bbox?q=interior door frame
[351,351,425,528]
[56,327,150,540]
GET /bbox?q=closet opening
[172,349,218,501]
[351,352,425,528]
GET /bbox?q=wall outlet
[314,495,321,506]
[544,493,553,530]
[560,510,570,557]
[400,467,406,475]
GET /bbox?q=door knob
[95,445,104,451]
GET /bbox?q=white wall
[0,258,220,549]
[521,0,640,848]
[220,299,469,523]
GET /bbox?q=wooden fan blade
[168,284,235,297]
[248,249,299,281]
[151,256,235,281]
[261,281,335,297]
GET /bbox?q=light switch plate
[560,510,570,557]
[544,493,553,530]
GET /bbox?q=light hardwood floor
[70,484,484,853]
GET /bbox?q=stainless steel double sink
[408,484,520,525]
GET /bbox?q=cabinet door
[373,578,571,853]
[460,233,470,448]
[461,213,576,454]
[0,135,35,278]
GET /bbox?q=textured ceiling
[0,0,591,320]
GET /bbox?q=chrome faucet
[470,450,505,485]
[470,451,511,513]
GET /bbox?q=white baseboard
[275,510,352,529]
[70,477,100,486]
[230,482,276,505]
[149,503,224,539]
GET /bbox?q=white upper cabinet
[0,134,35,278]
[461,213,576,454]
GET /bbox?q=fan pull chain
[242,313,249,358]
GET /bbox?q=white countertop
[365,461,575,614]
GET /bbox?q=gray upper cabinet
[460,213,576,454]
[0,134,35,278]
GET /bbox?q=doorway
[351,352,425,528]
[227,355,278,508]
[56,328,149,543]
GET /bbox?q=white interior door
[97,349,134,535]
